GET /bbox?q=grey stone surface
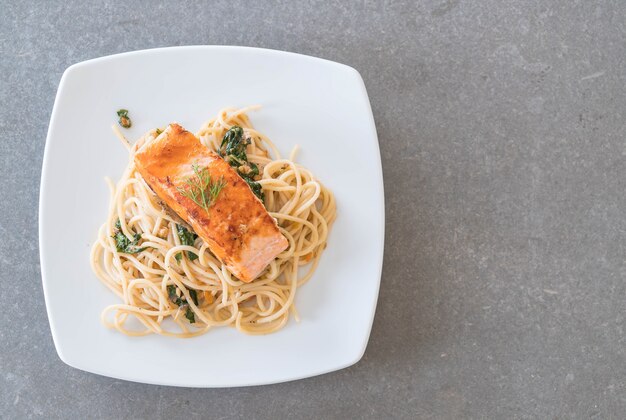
[1,0,625,418]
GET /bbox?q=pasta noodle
[90,107,336,337]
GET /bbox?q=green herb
[176,164,226,214]
[155,128,163,135]
[166,284,198,324]
[175,224,198,262]
[189,289,198,305]
[184,307,195,323]
[218,126,264,201]
[112,219,147,254]
[245,179,263,200]
[117,109,132,128]
[219,126,246,160]
[167,284,185,306]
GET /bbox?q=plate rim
[39,45,385,387]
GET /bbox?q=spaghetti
[90,107,336,337]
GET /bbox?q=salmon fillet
[134,124,288,282]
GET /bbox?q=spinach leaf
[112,219,147,254]
[218,126,246,160]
[184,307,196,323]
[245,179,263,199]
[167,284,185,306]
[189,289,199,306]
[175,224,198,262]
[167,284,198,324]
[218,126,265,201]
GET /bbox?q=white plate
[39,46,384,387]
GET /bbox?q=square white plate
[39,46,384,387]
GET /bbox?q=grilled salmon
[134,124,288,282]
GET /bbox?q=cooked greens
[116,109,132,128]
[112,219,147,254]
[175,224,198,262]
[167,284,198,324]
[218,126,264,201]
[167,284,185,306]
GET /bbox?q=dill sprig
[176,163,226,214]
